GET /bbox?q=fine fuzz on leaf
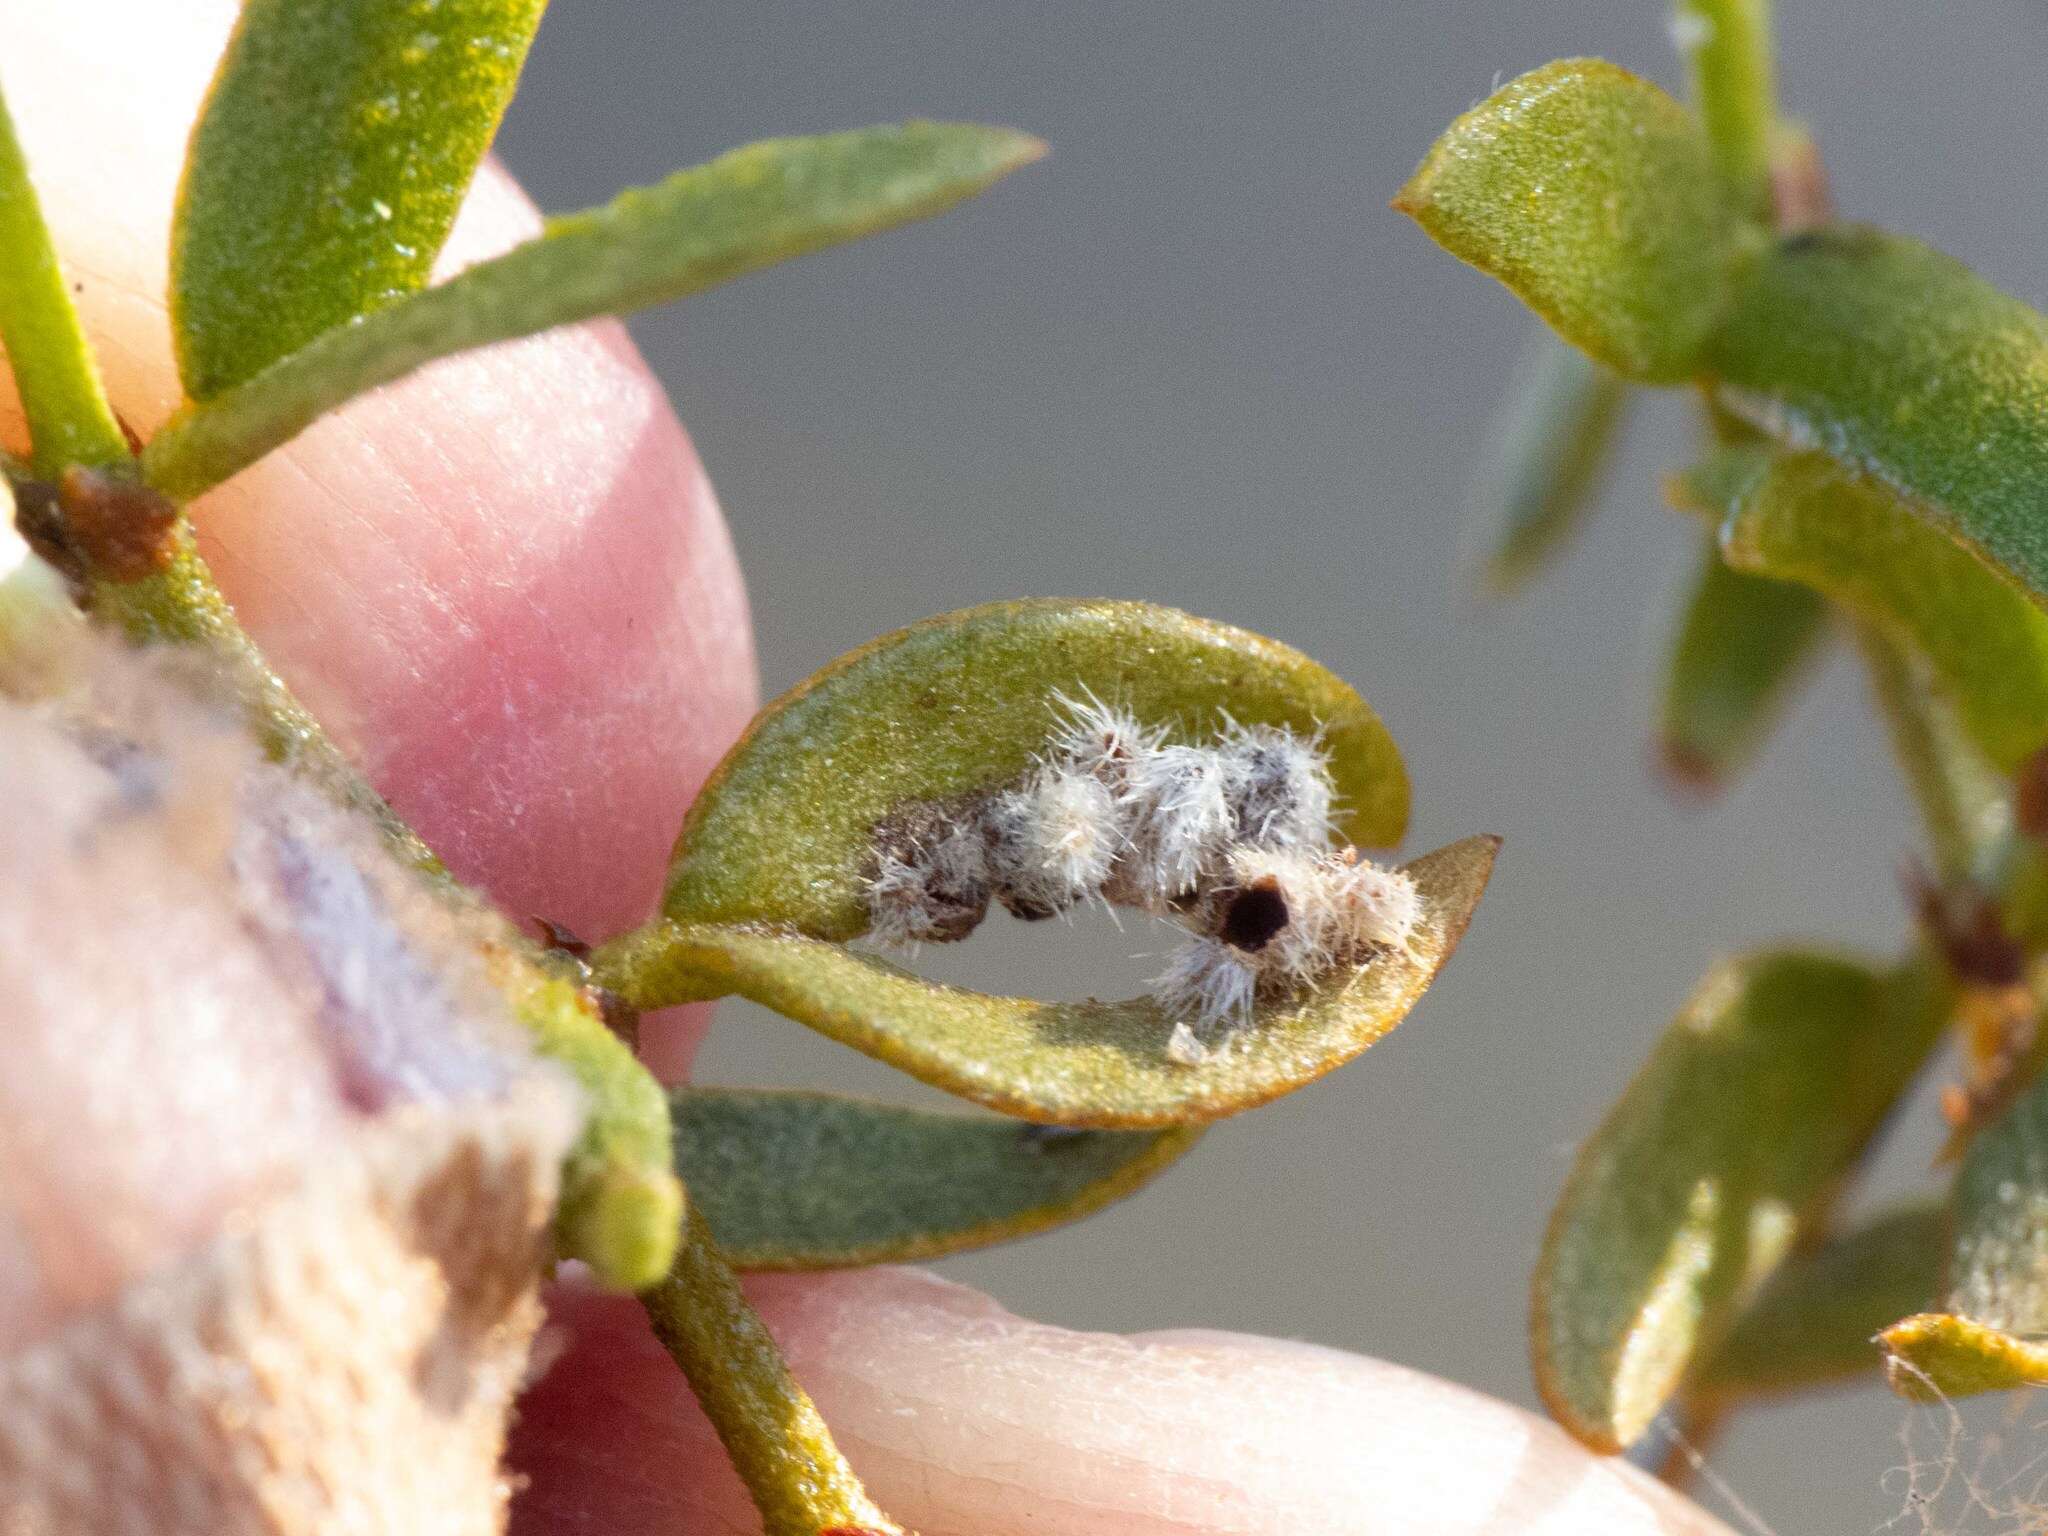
[1533,953,1948,1451]
[148,123,1044,499]
[1396,59,1741,382]
[171,0,546,399]
[671,1089,1198,1269]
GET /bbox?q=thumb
[510,1269,1735,1536]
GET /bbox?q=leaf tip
[563,1161,686,1292]
[1880,1313,2048,1402]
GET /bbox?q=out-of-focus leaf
[1856,630,2009,887]
[656,599,1410,939]
[1656,534,1826,794]
[172,0,545,399]
[1395,59,1742,381]
[1721,453,2048,773]
[1471,330,1629,594]
[1534,953,1948,1451]
[671,1088,1198,1268]
[1674,0,1778,220]
[0,84,126,471]
[148,123,1045,499]
[1883,1060,2048,1399]
[602,837,1497,1128]
[1664,443,1774,523]
[1693,1201,1945,1400]
[1706,226,2048,608]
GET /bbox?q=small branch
[644,1224,902,1536]
[0,81,128,474]
[90,530,438,868]
[1674,0,1779,223]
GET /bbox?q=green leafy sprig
[1404,0,2048,1467]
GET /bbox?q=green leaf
[1656,534,1826,795]
[656,599,1410,939]
[1882,1060,2048,1400]
[0,82,127,472]
[1533,953,1949,1451]
[671,1088,1198,1269]
[1706,226,2048,608]
[1721,452,2048,774]
[171,0,545,400]
[1693,1201,1945,1401]
[1472,330,1629,595]
[147,123,1044,500]
[1674,0,1778,221]
[599,836,1496,1128]
[1395,59,1744,382]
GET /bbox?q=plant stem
[590,917,729,1011]
[0,81,129,474]
[1856,625,2007,886]
[91,529,438,868]
[644,1224,901,1536]
[1674,0,1778,223]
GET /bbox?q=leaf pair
[1402,58,2048,615]
[1533,952,1948,1449]
[584,599,1494,1268]
[135,0,1047,1291]
[596,599,1494,1130]
[151,0,1042,500]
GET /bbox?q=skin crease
[0,5,1732,1533]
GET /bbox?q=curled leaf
[1883,1056,2048,1400]
[172,0,545,398]
[658,599,1410,939]
[1720,453,2048,774]
[671,1088,1198,1268]
[1471,330,1629,595]
[1533,953,1948,1451]
[1705,226,2048,608]
[1657,533,1826,795]
[487,950,682,1290]
[1693,1201,1945,1402]
[1396,59,1742,381]
[148,123,1045,499]
[601,836,1497,1128]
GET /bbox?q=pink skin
[0,7,1730,1533]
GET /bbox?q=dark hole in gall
[1220,878,1289,952]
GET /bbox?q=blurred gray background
[498,4,2048,1529]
